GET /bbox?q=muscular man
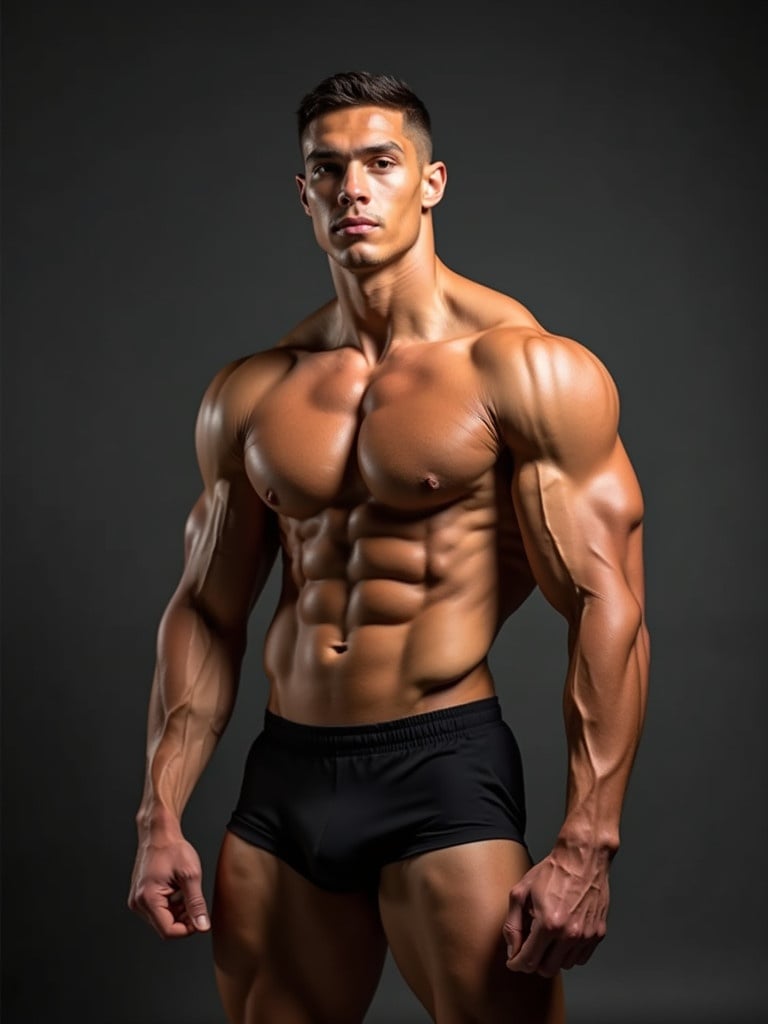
[128,71,649,1024]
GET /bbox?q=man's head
[295,71,446,273]
[297,71,433,164]
[296,70,448,274]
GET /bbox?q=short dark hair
[297,71,433,160]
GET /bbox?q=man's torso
[227,277,542,723]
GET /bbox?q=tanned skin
[128,105,649,1024]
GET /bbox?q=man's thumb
[180,880,210,931]
[502,887,526,960]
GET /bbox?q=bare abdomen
[262,492,519,724]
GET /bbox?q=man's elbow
[584,585,645,653]
[163,587,249,656]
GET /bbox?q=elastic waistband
[263,697,502,753]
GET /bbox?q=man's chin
[331,245,391,272]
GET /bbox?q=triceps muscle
[140,478,276,823]
[512,448,644,621]
[513,449,648,846]
[182,474,276,633]
[512,459,586,621]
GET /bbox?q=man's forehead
[301,106,413,158]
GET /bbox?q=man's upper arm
[176,358,280,634]
[485,330,645,624]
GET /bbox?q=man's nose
[338,164,369,206]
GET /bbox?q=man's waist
[263,657,496,727]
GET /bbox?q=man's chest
[243,344,501,517]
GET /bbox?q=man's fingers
[536,937,576,977]
[505,919,551,973]
[514,929,606,974]
[559,939,588,971]
[133,883,204,939]
[139,892,196,939]
[502,888,528,960]
[128,838,209,939]
[151,914,198,940]
[503,928,525,963]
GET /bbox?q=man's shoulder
[472,320,612,400]
[452,272,601,370]
[208,298,340,386]
[197,301,341,433]
[202,348,295,412]
[447,271,540,339]
[447,273,594,376]
[275,298,341,355]
[467,315,619,459]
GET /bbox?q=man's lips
[332,217,380,235]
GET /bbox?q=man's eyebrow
[304,141,406,163]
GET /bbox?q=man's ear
[421,161,447,210]
[296,174,312,216]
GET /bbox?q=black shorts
[226,696,527,892]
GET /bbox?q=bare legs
[212,833,387,1024]
[213,834,564,1024]
[380,840,565,1024]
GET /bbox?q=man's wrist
[135,803,183,841]
[555,822,620,863]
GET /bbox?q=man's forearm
[136,595,246,837]
[557,586,650,854]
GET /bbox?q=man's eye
[372,158,395,169]
[311,164,338,177]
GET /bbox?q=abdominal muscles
[263,485,509,724]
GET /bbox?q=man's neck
[329,236,453,363]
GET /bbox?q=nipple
[265,488,279,506]
[422,474,440,491]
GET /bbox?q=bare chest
[244,344,500,517]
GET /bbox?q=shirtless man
[128,71,649,1024]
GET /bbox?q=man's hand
[502,843,610,977]
[128,835,210,939]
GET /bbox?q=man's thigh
[212,832,388,1024]
[379,839,565,1024]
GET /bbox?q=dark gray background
[2,2,766,1022]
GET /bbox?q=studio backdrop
[2,2,766,1022]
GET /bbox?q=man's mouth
[332,217,380,235]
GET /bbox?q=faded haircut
[296,70,433,161]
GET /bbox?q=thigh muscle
[379,840,564,1024]
[213,832,387,1024]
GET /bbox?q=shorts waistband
[263,697,502,753]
